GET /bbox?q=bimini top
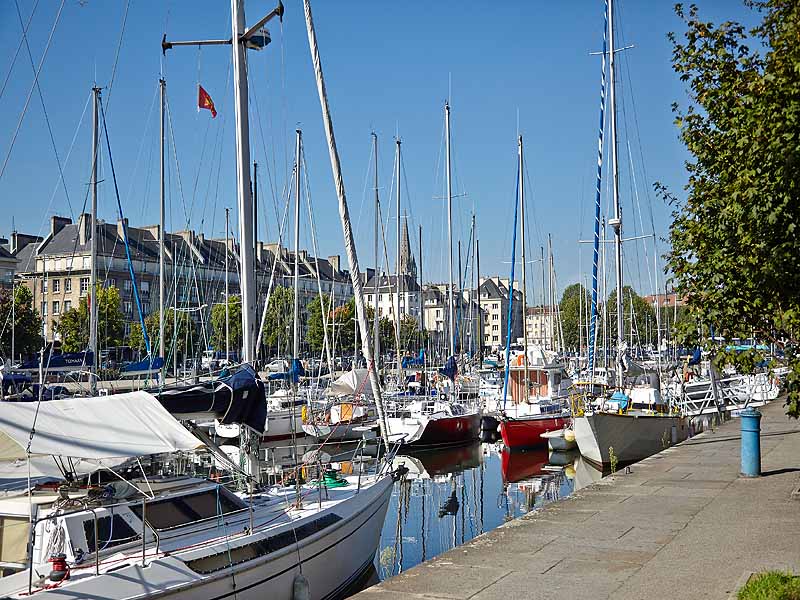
[0,391,203,461]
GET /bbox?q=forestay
[0,391,202,460]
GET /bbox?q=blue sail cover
[438,356,458,381]
[267,358,306,383]
[17,351,94,373]
[120,356,165,376]
[154,364,267,434]
[402,349,425,369]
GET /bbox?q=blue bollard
[740,407,762,477]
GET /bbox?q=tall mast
[541,245,546,347]
[471,214,477,358]
[395,139,403,376]
[518,136,529,396]
[89,86,100,394]
[372,132,380,363]
[476,238,482,364]
[418,224,424,348]
[231,0,256,363]
[293,129,302,360]
[444,101,455,357]
[225,207,230,361]
[608,0,624,387]
[159,79,166,373]
[547,234,554,351]
[253,161,258,284]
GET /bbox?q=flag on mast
[198,85,217,118]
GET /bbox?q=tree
[0,285,43,359]
[305,294,329,352]
[606,286,656,347]
[261,285,294,356]
[210,295,242,355]
[662,1,800,415]
[398,314,421,353]
[55,286,124,352]
[128,309,195,359]
[559,283,591,350]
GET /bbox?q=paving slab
[353,401,800,600]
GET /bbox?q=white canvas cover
[327,369,371,397]
[0,391,203,460]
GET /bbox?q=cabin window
[186,513,342,575]
[130,488,246,530]
[0,516,30,566]
[83,514,140,553]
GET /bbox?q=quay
[356,401,800,600]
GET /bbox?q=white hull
[574,411,689,467]
[264,408,305,442]
[4,476,393,600]
[301,421,377,442]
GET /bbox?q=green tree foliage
[662,1,800,415]
[606,286,656,346]
[261,285,294,355]
[210,295,242,354]
[0,285,43,359]
[559,283,591,349]
[128,309,195,359]
[398,314,421,352]
[55,285,125,352]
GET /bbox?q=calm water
[374,443,605,582]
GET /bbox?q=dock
[355,400,800,600]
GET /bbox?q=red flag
[198,85,217,118]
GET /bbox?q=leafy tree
[398,314,421,352]
[662,1,800,415]
[128,309,195,359]
[305,294,329,352]
[261,285,294,356]
[55,285,124,352]
[559,283,591,349]
[0,285,43,359]
[210,295,242,354]
[606,286,656,347]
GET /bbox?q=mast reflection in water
[373,442,606,582]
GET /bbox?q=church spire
[399,216,417,278]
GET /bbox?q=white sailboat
[573,0,689,468]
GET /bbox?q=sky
[0,0,760,301]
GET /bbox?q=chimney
[328,254,340,272]
[78,213,91,246]
[257,241,264,262]
[51,215,72,238]
[298,250,308,261]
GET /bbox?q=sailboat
[573,0,689,468]
[0,2,399,599]
[497,137,570,450]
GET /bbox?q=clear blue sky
[0,0,758,300]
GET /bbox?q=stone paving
[354,400,800,600]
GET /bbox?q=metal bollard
[739,407,762,477]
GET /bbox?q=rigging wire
[0,0,66,182]
[104,0,131,111]
[0,0,40,102]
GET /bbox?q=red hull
[407,413,481,448]
[500,415,568,450]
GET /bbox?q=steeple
[399,216,417,278]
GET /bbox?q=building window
[124,301,132,315]
[123,280,131,291]
[493,314,498,320]
[80,278,90,295]
[52,301,60,315]
[64,278,72,293]
[367,295,372,302]
[41,279,48,293]
[436,309,441,317]
[41,302,47,316]
[52,279,60,293]
[493,335,498,342]
[64,300,72,312]
[494,303,499,310]
[492,325,498,331]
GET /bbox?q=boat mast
[225,207,230,361]
[89,86,100,395]
[547,235,553,351]
[471,214,477,359]
[518,136,529,396]
[159,78,166,378]
[395,139,403,377]
[476,238,483,364]
[303,0,389,447]
[293,130,302,363]
[372,132,380,364]
[445,102,455,358]
[607,0,624,388]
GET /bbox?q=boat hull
[574,412,690,467]
[14,476,394,600]
[387,413,481,448]
[499,415,569,450]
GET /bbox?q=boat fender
[293,574,310,600]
